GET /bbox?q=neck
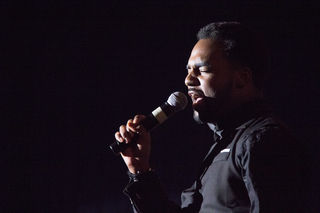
[233,88,264,108]
[207,97,272,130]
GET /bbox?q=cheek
[201,78,217,97]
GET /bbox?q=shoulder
[235,116,300,158]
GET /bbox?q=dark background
[1,1,319,212]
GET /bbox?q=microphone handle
[110,134,140,156]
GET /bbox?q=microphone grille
[167,91,188,112]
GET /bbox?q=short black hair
[197,22,269,89]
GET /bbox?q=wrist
[127,168,154,182]
[128,166,150,175]
[128,162,150,175]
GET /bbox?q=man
[115,22,306,212]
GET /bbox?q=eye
[187,67,200,75]
[199,66,211,73]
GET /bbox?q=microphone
[110,91,188,156]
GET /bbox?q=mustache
[188,88,205,96]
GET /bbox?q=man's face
[185,39,237,124]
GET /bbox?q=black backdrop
[1,1,320,212]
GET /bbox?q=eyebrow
[186,62,210,69]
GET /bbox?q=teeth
[191,94,198,102]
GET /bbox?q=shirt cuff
[127,168,155,182]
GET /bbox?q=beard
[192,80,234,124]
[193,110,205,125]
[193,97,223,124]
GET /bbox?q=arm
[115,115,181,212]
[123,170,181,213]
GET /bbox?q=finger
[131,115,147,133]
[126,119,138,134]
[119,124,133,143]
[133,114,146,124]
[115,131,124,142]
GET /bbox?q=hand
[115,115,151,174]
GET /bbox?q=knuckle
[127,119,133,125]
[134,114,146,123]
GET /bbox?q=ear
[235,67,252,89]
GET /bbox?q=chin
[193,110,217,124]
[193,111,204,125]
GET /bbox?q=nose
[185,70,199,87]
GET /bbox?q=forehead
[188,39,225,65]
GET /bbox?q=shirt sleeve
[239,125,306,213]
[123,170,181,213]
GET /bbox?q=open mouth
[188,89,205,105]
